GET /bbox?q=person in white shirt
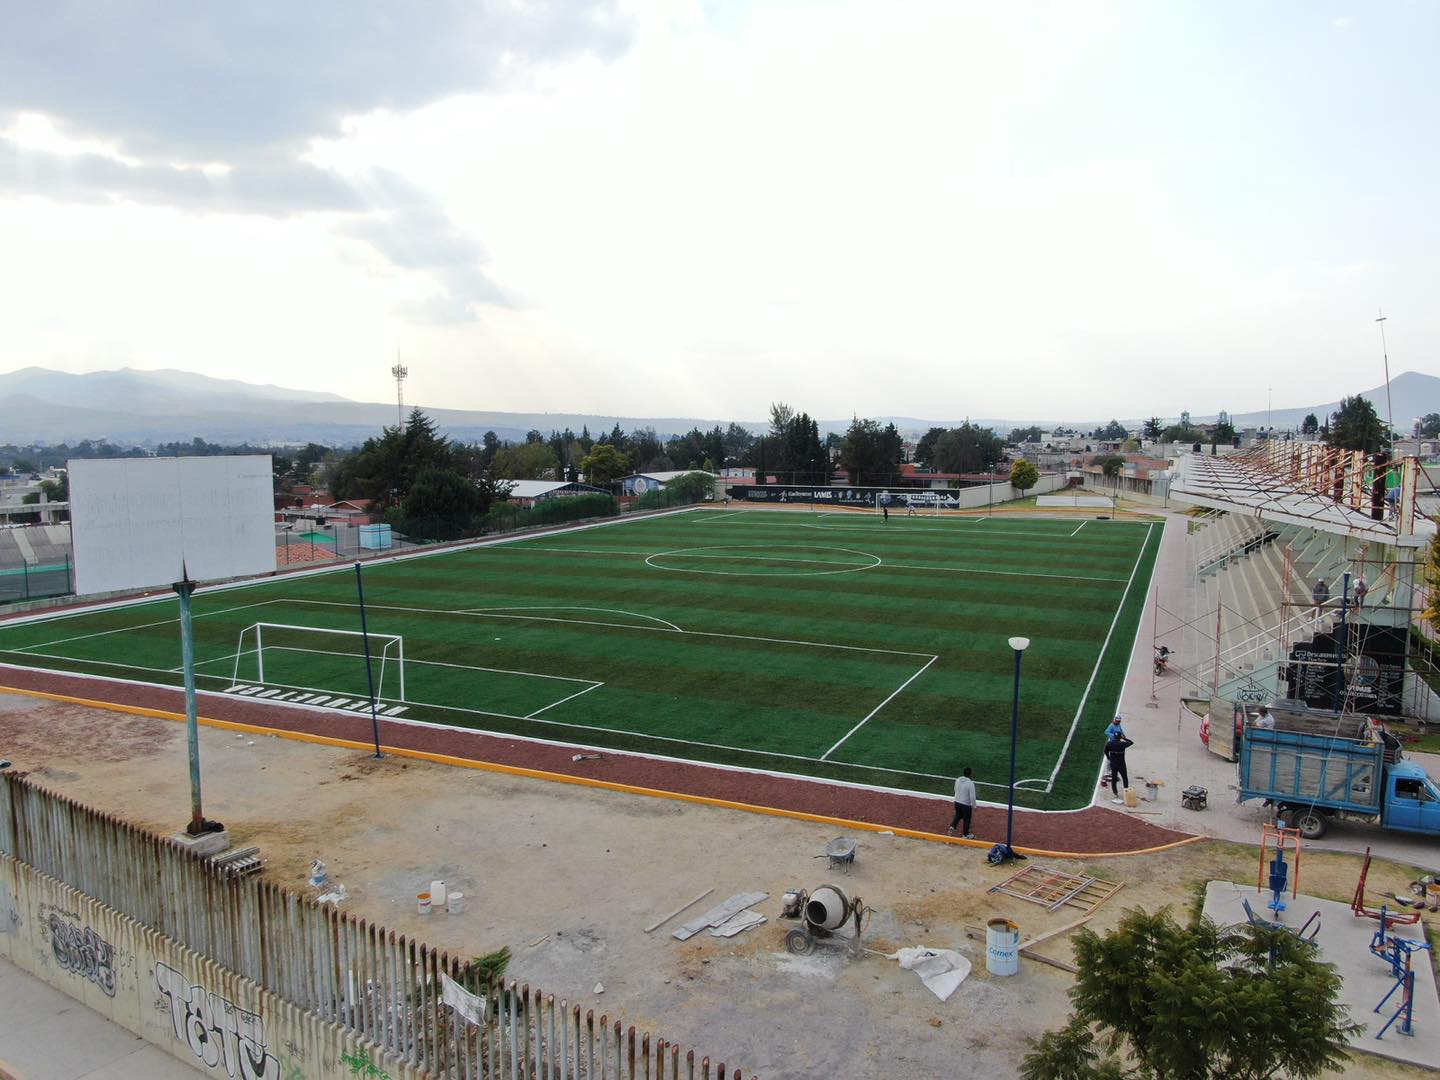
[948,767,977,838]
[1254,706,1275,730]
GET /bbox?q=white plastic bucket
[417,892,432,916]
[986,918,1020,976]
[1144,781,1159,802]
[430,880,446,912]
[447,891,465,915]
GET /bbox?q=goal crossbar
[232,621,406,701]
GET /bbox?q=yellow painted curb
[0,682,1204,859]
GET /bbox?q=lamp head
[1008,636,1030,653]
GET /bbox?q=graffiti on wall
[155,961,281,1080]
[46,911,117,996]
[0,879,19,935]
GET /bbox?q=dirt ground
[2,690,1437,1080]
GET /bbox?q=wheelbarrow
[815,836,857,874]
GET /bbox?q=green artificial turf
[0,508,1161,810]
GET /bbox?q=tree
[492,441,559,480]
[1021,908,1358,1080]
[838,418,903,485]
[328,409,460,509]
[934,423,1004,474]
[580,444,630,486]
[1099,455,1126,477]
[1010,459,1039,494]
[1211,421,1236,446]
[392,467,498,541]
[914,427,948,467]
[1096,420,1128,441]
[1141,417,1164,441]
[1007,425,1044,446]
[1414,413,1440,439]
[1301,413,1320,436]
[1327,395,1386,453]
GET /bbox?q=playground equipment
[1257,823,1301,914]
[1370,905,1434,1039]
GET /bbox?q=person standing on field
[948,767,976,838]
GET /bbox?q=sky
[0,0,1435,423]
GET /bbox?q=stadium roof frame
[1172,444,1436,548]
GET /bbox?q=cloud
[0,2,636,321]
[0,2,636,160]
[1333,17,1353,29]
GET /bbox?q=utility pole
[1377,311,1394,452]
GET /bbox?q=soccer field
[0,508,1160,810]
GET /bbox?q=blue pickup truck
[1238,707,1440,840]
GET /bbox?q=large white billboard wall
[69,456,277,595]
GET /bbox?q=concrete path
[1113,508,1440,869]
[0,955,201,1079]
[1202,880,1439,1069]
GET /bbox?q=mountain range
[0,366,1436,446]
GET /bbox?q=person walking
[1104,733,1134,804]
[947,767,976,838]
[1312,578,1330,616]
[1105,715,1126,741]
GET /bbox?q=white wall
[69,456,275,595]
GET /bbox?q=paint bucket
[1144,781,1159,802]
[1123,787,1139,808]
[417,892,432,916]
[985,918,1020,976]
[447,892,465,915]
[430,880,447,912]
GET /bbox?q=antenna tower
[391,358,409,427]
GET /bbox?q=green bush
[633,471,714,510]
[481,492,618,534]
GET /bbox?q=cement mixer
[780,883,868,954]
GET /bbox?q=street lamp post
[992,636,1030,864]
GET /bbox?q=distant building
[499,479,608,508]
[620,470,715,496]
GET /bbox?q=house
[498,479,609,508]
[620,471,715,496]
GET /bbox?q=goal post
[231,622,406,701]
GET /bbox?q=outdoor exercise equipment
[1370,905,1433,1039]
[1257,823,1301,914]
[1352,847,1422,925]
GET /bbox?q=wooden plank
[644,889,714,934]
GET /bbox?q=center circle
[644,544,882,577]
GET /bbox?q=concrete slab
[1201,880,1440,1069]
[0,955,202,1079]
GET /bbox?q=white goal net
[230,622,406,701]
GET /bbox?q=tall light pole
[994,636,1030,864]
[1377,311,1394,452]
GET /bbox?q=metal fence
[0,772,754,1079]
[0,554,73,603]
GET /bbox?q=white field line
[467,605,683,632]
[1070,521,1086,537]
[1037,521,1157,794]
[6,598,280,653]
[521,545,879,570]
[881,562,1128,584]
[198,643,601,685]
[699,510,747,522]
[526,681,604,718]
[282,597,938,659]
[517,542,1125,583]
[820,655,938,760]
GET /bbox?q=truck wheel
[1292,808,1328,839]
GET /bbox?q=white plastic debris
[317,883,348,905]
[593,983,605,994]
[309,859,328,888]
[886,947,972,1002]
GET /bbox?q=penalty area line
[820,655,937,760]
